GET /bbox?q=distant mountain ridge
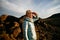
[45,13,60,27]
[47,13,60,18]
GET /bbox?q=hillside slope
[0,13,60,40]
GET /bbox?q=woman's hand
[32,12,37,17]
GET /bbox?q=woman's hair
[26,10,32,16]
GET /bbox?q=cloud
[2,0,24,13]
[1,0,33,13]
[0,0,60,18]
[41,5,60,18]
[1,0,34,17]
[36,0,60,18]
[47,5,60,14]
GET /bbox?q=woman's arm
[33,15,39,22]
[32,12,39,22]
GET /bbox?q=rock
[12,27,21,38]
[0,15,8,22]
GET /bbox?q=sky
[0,0,60,18]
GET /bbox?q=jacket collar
[25,17,34,22]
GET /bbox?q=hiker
[23,10,38,40]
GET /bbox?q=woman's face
[26,10,33,18]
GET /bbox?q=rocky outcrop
[0,13,60,40]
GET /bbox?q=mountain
[48,13,60,18]
[44,13,60,27]
[0,13,60,40]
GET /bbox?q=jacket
[23,16,38,40]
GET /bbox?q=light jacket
[23,16,38,40]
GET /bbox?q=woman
[23,10,38,40]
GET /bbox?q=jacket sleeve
[33,15,39,22]
[22,21,29,40]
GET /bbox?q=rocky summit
[0,13,60,40]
